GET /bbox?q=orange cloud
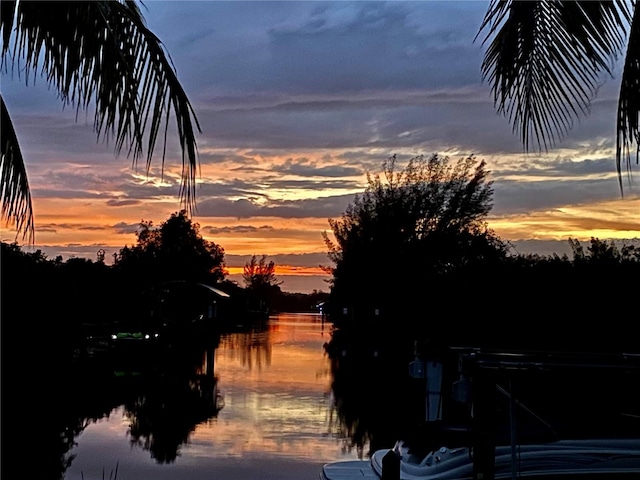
[489,197,640,241]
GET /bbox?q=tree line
[1,211,325,348]
[322,154,640,353]
[3,153,638,354]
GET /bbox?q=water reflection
[58,313,359,480]
[217,322,272,371]
[73,333,225,466]
[123,347,224,463]
[209,314,337,460]
[325,329,640,464]
[14,313,452,480]
[323,326,427,457]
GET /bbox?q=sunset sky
[2,1,639,293]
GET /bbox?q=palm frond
[616,2,640,194]
[0,0,201,239]
[1,94,34,243]
[477,0,630,153]
[1,1,16,54]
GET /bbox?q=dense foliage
[323,154,640,350]
[1,211,324,330]
[324,154,508,330]
[242,254,283,314]
[114,210,227,289]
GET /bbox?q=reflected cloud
[186,315,338,460]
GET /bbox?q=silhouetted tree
[242,255,281,289]
[323,154,507,330]
[571,237,638,264]
[1,242,116,479]
[270,289,330,313]
[114,211,226,289]
[489,237,640,351]
[123,343,224,464]
[1,241,116,327]
[242,254,283,314]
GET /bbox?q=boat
[321,348,640,480]
[320,437,640,480]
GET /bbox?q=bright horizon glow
[226,265,329,277]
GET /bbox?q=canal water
[28,311,640,480]
[63,312,366,480]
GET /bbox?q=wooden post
[472,371,495,480]
[381,449,400,480]
[509,376,518,480]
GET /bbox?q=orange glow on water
[200,313,337,459]
[62,313,358,480]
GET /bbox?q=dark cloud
[113,177,186,201]
[193,181,258,199]
[198,151,253,165]
[195,175,361,199]
[492,156,620,179]
[35,226,58,234]
[509,240,572,257]
[261,2,485,94]
[492,178,623,215]
[148,2,487,94]
[203,225,275,235]
[192,89,528,152]
[257,178,362,191]
[278,159,363,178]
[112,222,141,235]
[206,150,354,174]
[77,225,111,231]
[510,238,640,258]
[31,223,136,241]
[36,223,111,232]
[196,194,354,219]
[196,198,262,218]
[31,189,102,200]
[106,199,142,207]
[32,174,176,202]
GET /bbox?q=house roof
[196,283,231,298]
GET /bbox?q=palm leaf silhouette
[477,0,636,192]
[1,0,201,241]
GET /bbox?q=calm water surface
[64,313,363,480]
